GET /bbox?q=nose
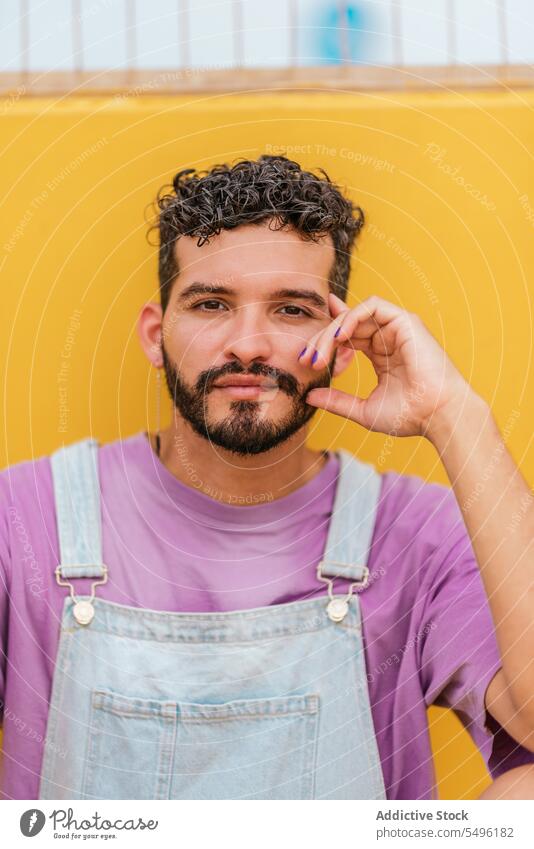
[220,305,275,366]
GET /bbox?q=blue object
[310,3,368,65]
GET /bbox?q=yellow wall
[1,90,534,798]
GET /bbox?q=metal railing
[1,0,533,94]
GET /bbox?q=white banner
[1,800,534,849]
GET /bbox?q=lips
[212,375,280,400]
[213,376,278,389]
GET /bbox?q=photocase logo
[20,809,46,837]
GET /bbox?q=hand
[302,292,476,440]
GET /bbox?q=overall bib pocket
[81,688,320,800]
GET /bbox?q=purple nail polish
[311,350,318,365]
[298,347,307,358]
[334,326,341,338]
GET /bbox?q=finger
[305,386,369,426]
[310,295,382,370]
[298,293,393,368]
[302,320,375,370]
[334,296,406,345]
[297,309,346,366]
[301,293,357,369]
[296,293,345,365]
[305,313,350,368]
[340,338,372,354]
[328,291,351,319]
[297,325,326,365]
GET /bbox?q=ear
[137,301,164,367]
[332,344,355,378]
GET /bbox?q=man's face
[160,222,338,456]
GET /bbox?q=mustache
[195,361,300,396]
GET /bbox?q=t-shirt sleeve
[0,473,11,724]
[416,485,534,780]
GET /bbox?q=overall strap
[318,448,382,583]
[50,438,106,579]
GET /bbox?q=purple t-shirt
[1,430,533,800]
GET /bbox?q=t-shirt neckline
[130,430,340,523]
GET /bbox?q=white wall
[1,0,533,72]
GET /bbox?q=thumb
[306,387,369,426]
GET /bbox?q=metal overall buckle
[316,560,369,623]
[55,565,108,625]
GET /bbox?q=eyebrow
[177,283,328,310]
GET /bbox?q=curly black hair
[152,154,364,312]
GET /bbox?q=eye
[189,300,313,317]
[191,299,227,312]
[278,304,312,318]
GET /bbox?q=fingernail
[311,350,318,365]
[334,326,341,338]
[298,347,307,359]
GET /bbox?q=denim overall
[38,438,387,800]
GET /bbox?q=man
[1,155,533,800]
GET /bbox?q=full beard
[161,344,336,456]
